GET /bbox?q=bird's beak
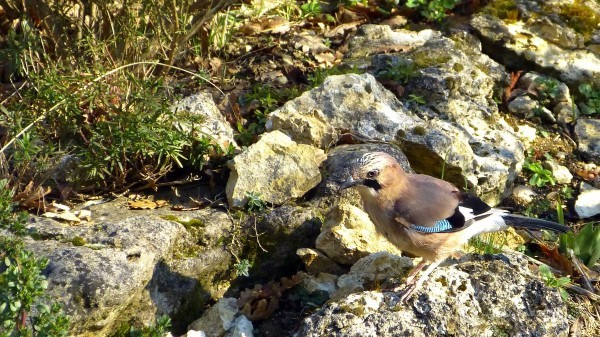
[339,175,359,189]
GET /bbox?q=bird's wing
[393,174,461,227]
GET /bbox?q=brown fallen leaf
[127,199,168,210]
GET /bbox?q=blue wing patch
[411,219,453,233]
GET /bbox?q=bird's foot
[398,284,417,302]
[389,283,417,302]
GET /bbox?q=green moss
[162,215,208,258]
[479,0,518,22]
[412,125,427,136]
[553,0,600,41]
[71,236,86,246]
[338,304,366,316]
[410,50,452,69]
[452,63,464,72]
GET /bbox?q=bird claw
[391,283,417,302]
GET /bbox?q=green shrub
[0,182,70,336]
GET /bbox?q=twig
[253,217,268,253]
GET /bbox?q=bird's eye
[366,170,378,178]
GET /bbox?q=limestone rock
[18,198,248,336]
[512,185,538,204]
[266,73,417,148]
[296,253,569,337]
[333,252,413,300]
[508,95,538,117]
[574,119,600,163]
[315,203,402,265]
[296,248,347,275]
[471,13,600,87]
[224,315,254,337]
[172,92,238,151]
[575,182,600,219]
[265,108,336,148]
[543,160,573,184]
[226,131,326,208]
[23,214,187,336]
[188,298,238,336]
[245,205,323,283]
[301,273,339,296]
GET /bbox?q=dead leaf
[13,181,51,211]
[293,32,331,54]
[127,199,168,210]
[237,272,307,321]
[314,52,336,66]
[42,211,81,222]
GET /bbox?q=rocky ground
[5,0,600,336]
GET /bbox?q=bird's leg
[399,259,443,302]
[404,260,428,286]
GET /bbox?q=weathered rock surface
[296,253,569,337]
[172,92,238,151]
[241,205,324,284]
[512,184,538,204]
[188,298,239,336]
[296,248,347,275]
[575,182,600,219]
[315,203,403,266]
[574,118,600,163]
[226,130,326,208]
[333,252,413,301]
[471,2,600,87]
[22,201,242,336]
[543,160,573,184]
[267,26,528,205]
[25,214,186,336]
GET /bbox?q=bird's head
[339,152,402,195]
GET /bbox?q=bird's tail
[500,213,571,233]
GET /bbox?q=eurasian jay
[340,151,570,301]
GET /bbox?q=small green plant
[110,315,171,337]
[234,259,252,277]
[236,84,302,146]
[301,0,322,17]
[560,222,600,268]
[0,180,71,336]
[538,264,570,301]
[523,161,556,187]
[407,94,426,104]
[406,0,460,22]
[307,65,362,88]
[578,83,600,115]
[523,198,552,218]
[534,76,561,106]
[377,60,418,84]
[245,192,268,214]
